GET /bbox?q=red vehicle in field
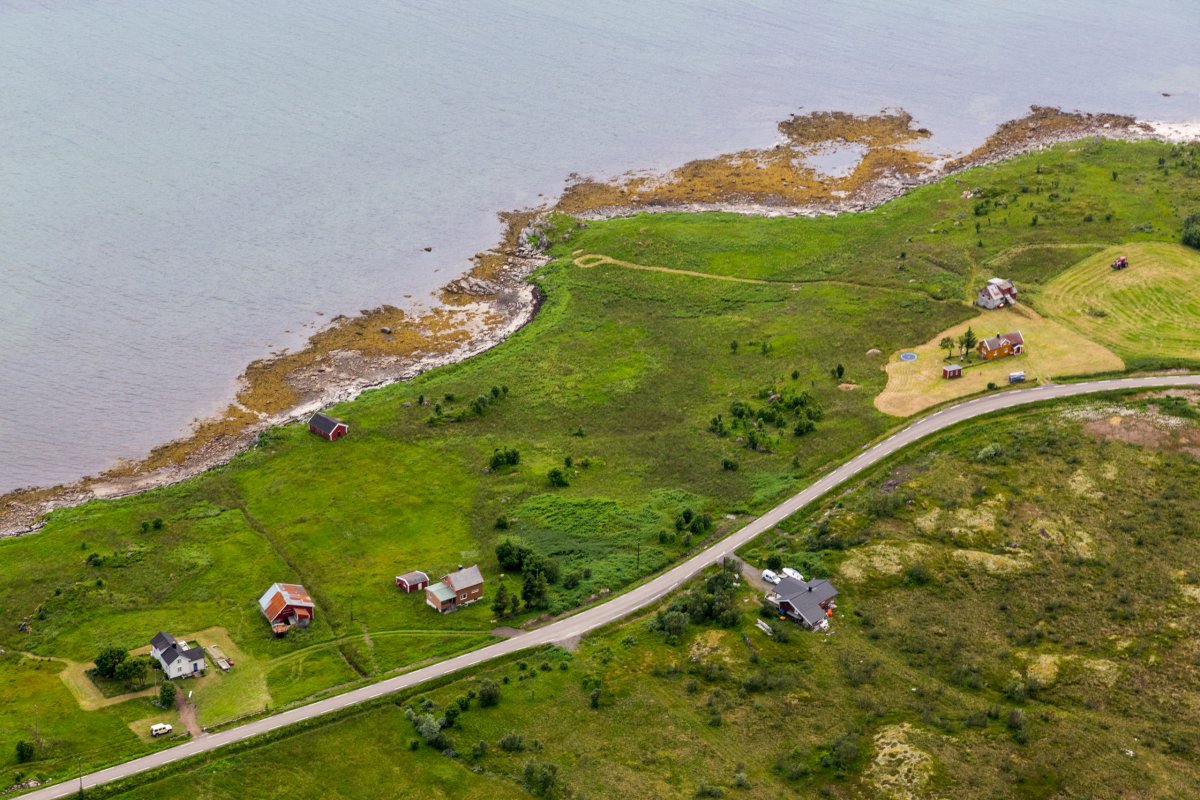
[1111,255,1129,270]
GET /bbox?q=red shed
[395,571,430,593]
[309,412,348,441]
[942,364,963,379]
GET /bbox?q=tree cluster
[494,539,561,612]
[94,646,151,687]
[709,386,824,451]
[941,327,978,360]
[648,560,741,641]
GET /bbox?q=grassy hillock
[1,138,1198,785]
[94,394,1200,799]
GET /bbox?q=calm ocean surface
[1,1,1197,493]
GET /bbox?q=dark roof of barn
[308,412,346,436]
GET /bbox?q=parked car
[1008,371,1026,384]
[781,567,803,581]
[150,723,173,737]
[761,569,781,585]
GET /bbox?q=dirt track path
[574,253,772,284]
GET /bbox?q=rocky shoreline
[2,106,1194,537]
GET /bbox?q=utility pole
[77,756,83,796]
[636,542,640,574]
[34,703,39,743]
[349,595,354,623]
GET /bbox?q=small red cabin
[942,364,963,379]
[395,571,430,593]
[308,412,348,441]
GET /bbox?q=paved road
[26,375,1200,799]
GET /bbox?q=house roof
[444,565,484,592]
[151,631,176,652]
[159,642,205,665]
[980,284,1004,300]
[427,581,456,602]
[259,583,315,621]
[944,364,962,371]
[308,412,346,436]
[775,577,839,626]
[397,570,429,585]
[774,576,838,605]
[987,277,1016,292]
[978,330,1023,352]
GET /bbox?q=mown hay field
[1039,242,1200,366]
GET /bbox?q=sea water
[1,0,1197,492]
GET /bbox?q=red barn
[258,583,315,635]
[308,412,348,441]
[942,364,963,379]
[395,571,429,593]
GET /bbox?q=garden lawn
[875,302,1124,416]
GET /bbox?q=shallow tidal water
[1,0,1198,492]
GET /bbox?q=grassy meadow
[1,138,1198,787]
[96,395,1200,799]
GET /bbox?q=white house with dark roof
[150,631,207,679]
[977,277,1018,309]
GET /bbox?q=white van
[761,569,781,585]
[150,723,173,737]
[781,567,804,581]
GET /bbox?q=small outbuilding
[395,571,430,593]
[426,565,484,614]
[259,582,316,634]
[150,631,207,679]
[942,364,963,379]
[308,412,348,441]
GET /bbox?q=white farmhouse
[150,631,206,680]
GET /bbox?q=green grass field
[1039,242,1200,367]
[97,395,1200,799]
[2,138,1198,787]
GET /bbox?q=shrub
[721,458,739,471]
[499,732,526,752]
[547,467,569,488]
[820,733,861,772]
[766,554,783,571]
[495,515,510,530]
[489,448,520,470]
[1183,212,1200,250]
[524,760,559,797]
[903,562,932,586]
[15,741,34,763]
